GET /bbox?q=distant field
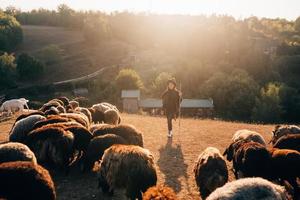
[17,25,84,53]
[0,113,274,200]
[16,25,130,83]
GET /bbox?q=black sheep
[65,125,93,157]
[93,124,144,147]
[80,134,126,172]
[88,108,105,124]
[273,134,300,152]
[25,126,74,173]
[57,96,70,106]
[40,102,61,112]
[0,161,56,200]
[224,141,270,179]
[32,115,71,130]
[15,111,45,123]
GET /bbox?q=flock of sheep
[0,97,299,200]
[195,127,300,200]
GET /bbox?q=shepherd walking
[162,78,182,138]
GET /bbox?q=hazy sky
[1,0,299,20]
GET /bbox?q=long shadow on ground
[157,138,188,193]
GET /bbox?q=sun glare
[1,0,300,19]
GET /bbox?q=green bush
[151,72,172,97]
[0,12,23,52]
[35,44,63,65]
[202,69,259,120]
[0,52,17,90]
[115,68,144,90]
[251,83,283,123]
[83,16,110,44]
[16,53,44,80]
[295,16,300,32]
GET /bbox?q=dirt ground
[0,113,275,200]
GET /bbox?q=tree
[57,4,74,27]
[0,12,23,51]
[83,16,110,44]
[16,53,44,80]
[151,72,172,97]
[0,52,16,90]
[202,69,259,120]
[278,84,300,123]
[115,68,143,90]
[251,83,283,123]
[295,16,300,32]
[35,44,63,65]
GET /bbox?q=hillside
[0,113,274,200]
[16,25,133,83]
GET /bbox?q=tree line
[1,5,300,123]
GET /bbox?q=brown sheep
[98,145,157,200]
[93,124,144,147]
[60,113,90,128]
[88,107,105,124]
[75,107,92,124]
[268,148,300,199]
[0,142,37,164]
[80,134,126,172]
[270,125,300,144]
[143,185,178,200]
[48,99,64,106]
[69,100,79,110]
[194,147,228,199]
[56,105,66,113]
[104,109,120,125]
[0,161,56,200]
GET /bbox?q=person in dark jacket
[162,78,182,137]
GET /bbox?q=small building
[121,90,140,113]
[139,98,214,118]
[181,99,214,118]
[139,98,163,116]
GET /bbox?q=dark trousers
[167,113,173,131]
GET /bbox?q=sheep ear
[223,148,228,156]
[224,143,234,161]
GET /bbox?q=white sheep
[206,177,287,200]
[92,102,119,113]
[232,129,266,146]
[0,98,29,115]
[194,147,228,199]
